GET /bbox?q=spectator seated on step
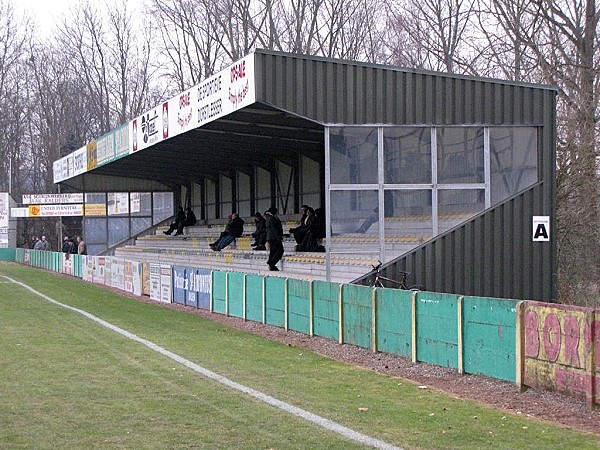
[250,212,267,250]
[164,206,186,236]
[209,213,244,251]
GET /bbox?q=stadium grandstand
[52,49,557,301]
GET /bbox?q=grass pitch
[1,263,598,449]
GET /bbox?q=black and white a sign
[532,216,550,242]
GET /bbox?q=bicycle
[368,260,423,290]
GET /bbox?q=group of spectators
[30,235,51,251]
[208,209,283,271]
[290,205,326,252]
[61,235,87,255]
[165,204,325,272]
[164,206,197,235]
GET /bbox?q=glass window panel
[330,127,378,184]
[108,217,130,246]
[131,217,153,236]
[438,189,485,218]
[87,244,107,255]
[301,156,320,207]
[490,127,538,204]
[153,192,173,224]
[384,190,432,231]
[437,128,484,183]
[330,190,378,235]
[384,127,432,184]
[83,218,107,244]
[85,192,106,204]
[131,192,152,216]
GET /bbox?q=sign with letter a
[532,216,550,242]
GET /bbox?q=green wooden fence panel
[245,274,264,323]
[463,296,518,382]
[287,279,311,334]
[265,276,286,327]
[312,280,340,340]
[71,254,81,278]
[212,271,227,314]
[227,272,245,318]
[416,292,459,368]
[0,248,15,261]
[376,288,413,358]
[15,248,24,263]
[342,284,373,349]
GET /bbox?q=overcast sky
[15,0,145,36]
[16,0,74,33]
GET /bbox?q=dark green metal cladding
[253,50,558,301]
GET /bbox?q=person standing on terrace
[265,207,284,271]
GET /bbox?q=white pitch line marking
[2,275,402,450]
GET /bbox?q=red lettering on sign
[543,313,561,362]
[525,310,540,357]
[230,61,246,82]
[179,92,190,108]
[563,315,580,367]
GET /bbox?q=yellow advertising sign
[84,203,107,216]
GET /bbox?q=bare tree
[152,0,223,91]
[385,0,477,72]
[0,1,31,194]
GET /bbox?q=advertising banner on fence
[523,302,599,404]
[27,204,84,217]
[160,265,172,303]
[132,261,142,296]
[0,193,8,245]
[172,266,211,309]
[62,253,74,275]
[150,263,161,301]
[93,256,106,284]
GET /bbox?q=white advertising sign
[73,146,87,176]
[23,193,84,204]
[131,105,163,153]
[150,263,161,301]
[107,192,129,215]
[0,193,8,245]
[10,207,28,217]
[160,264,172,303]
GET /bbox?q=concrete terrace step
[114,245,378,283]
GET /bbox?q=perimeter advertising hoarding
[172,266,211,309]
[523,302,599,404]
[0,193,8,245]
[28,204,84,217]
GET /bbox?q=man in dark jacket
[164,206,186,235]
[251,212,267,250]
[210,213,244,251]
[176,207,197,234]
[265,207,284,271]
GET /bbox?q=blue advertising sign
[172,266,211,309]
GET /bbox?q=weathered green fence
[209,270,519,382]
